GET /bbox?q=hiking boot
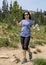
[29,52,32,61]
[22,58,27,64]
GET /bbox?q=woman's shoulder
[29,20,33,23]
[22,19,25,21]
[21,19,26,22]
[29,20,34,25]
[29,20,33,21]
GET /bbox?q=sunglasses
[24,13,29,16]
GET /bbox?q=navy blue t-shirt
[20,19,34,37]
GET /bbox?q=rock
[36,49,42,53]
[11,54,20,63]
[33,51,37,54]
[0,55,9,59]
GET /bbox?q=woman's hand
[35,24,40,31]
[32,24,40,31]
[32,25,35,30]
[16,21,22,26]
[13,19,22,26]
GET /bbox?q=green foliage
[34,9,46,25]
[44,11,46,15]
[9,42,18,48]
[2,0,8,16]
[0,37,19,48]
[12,1,23,21]
[44,17,46,25]
[30,25,46,47]
[4,38,9,46]
[31,25,46,40]
[7,23,12,30]
[0,22,46,48]
[0,9,3,22]
[29,40,46,48]
[33,59,46,65]
[0,38,9,47]
[34,41,43,45]
[29,42,35,48]
[1,0,46,25]
[0,38,5,47]
[10,1,12,13]
[0,0,23,24]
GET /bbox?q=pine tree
[0,9,2,14]
[12,1,23,21]
[2,0,8,16]
[18,6,23,21]
[10,1,12,13]
[0,9,2,22]
[40,9,44,24]
[6,2,8,13]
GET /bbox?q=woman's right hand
[16,21,22,26]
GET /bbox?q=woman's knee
[23,46,28,50]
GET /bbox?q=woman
[16,11,35,64]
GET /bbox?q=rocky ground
[0,44,46,65]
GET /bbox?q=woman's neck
[25,19,29,21]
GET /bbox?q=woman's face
[24,12,29,19]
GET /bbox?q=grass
[29,42,36,48]
[0,38,9,47]
[34,40,43,45]
[0,38,5,47]
[31,25,46,41]
[30,25,46,48]
[0,38,19,48]
[29,40,46,48]
[33,58,46,65]
[0,22,46,47]
[9,42,18,48]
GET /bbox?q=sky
[0,0,46,12]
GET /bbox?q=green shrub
[9,42,18,48]
[4,38,9,46]
[9,34,19,42]
[0,38,5,47]
[34,40,43,45]
[7,23,12,30]
[44,26,46,33]
[31,25,46,40]
[33,59,46,65]
[0,38,10,47]
[29,42,35,48]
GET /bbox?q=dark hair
[23,11,31,19]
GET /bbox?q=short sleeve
[20,20,25,26]
[30,20,34,27]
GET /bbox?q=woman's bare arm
[16,21,22,26]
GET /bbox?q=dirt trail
[0,44,46,65]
